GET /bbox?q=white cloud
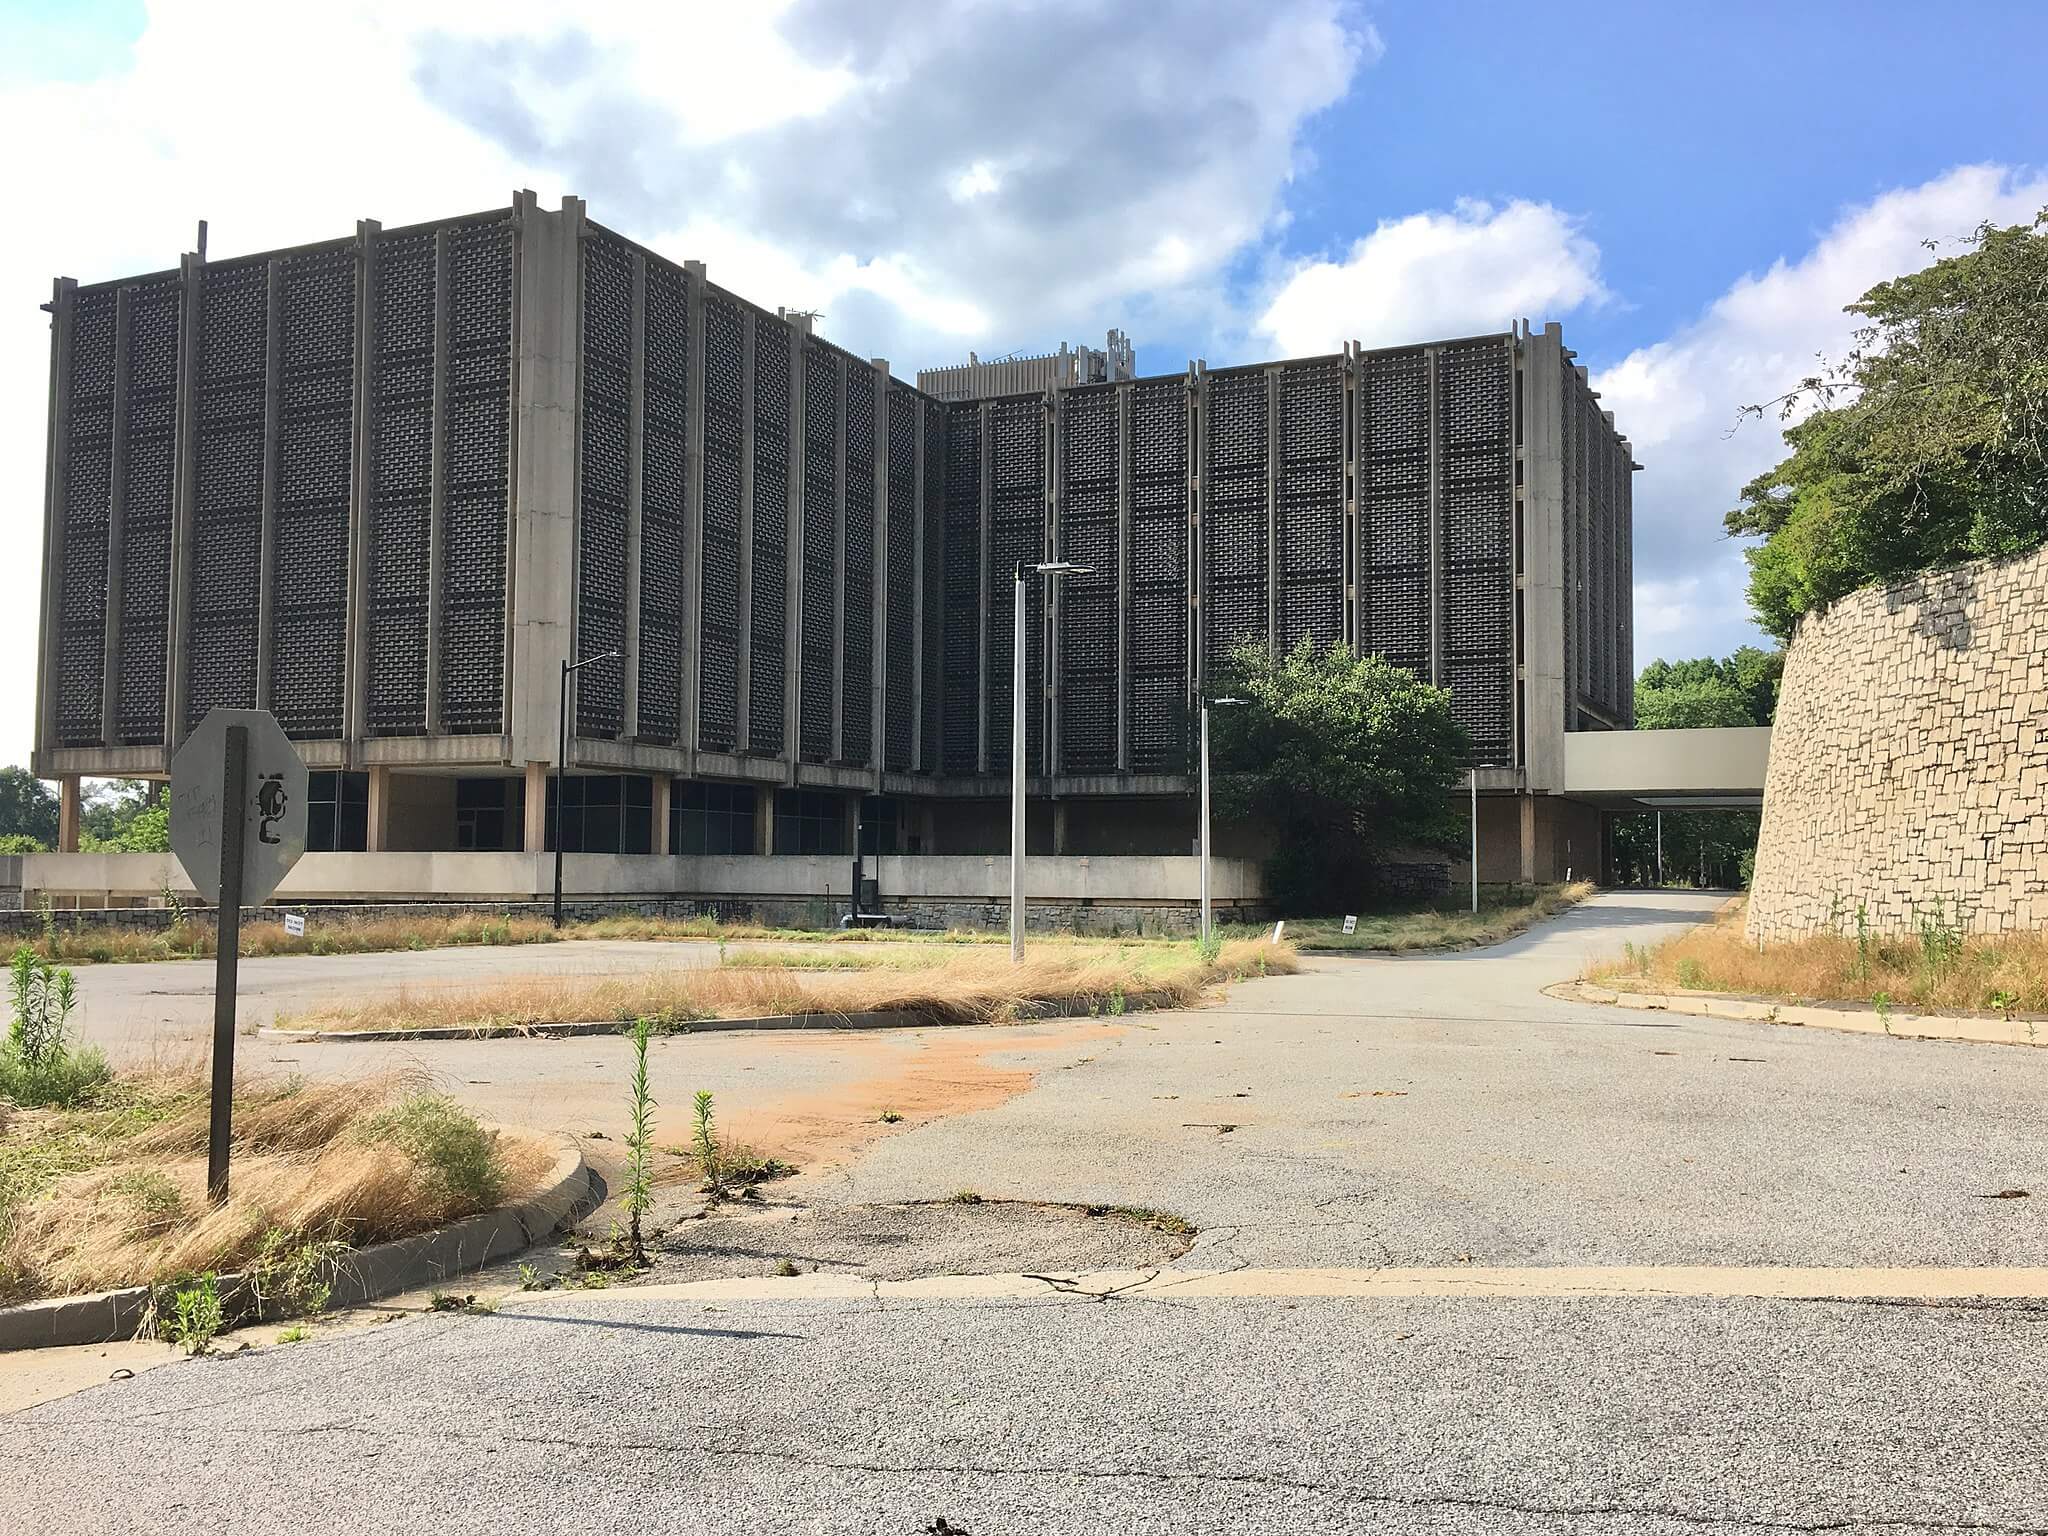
[1595,163,2048,662]
[1254,199,1608,355]
[0,0,1374,771]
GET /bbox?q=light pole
[1011,560,1091,962]
[1199,696,1247,945]
[555,650,621,928]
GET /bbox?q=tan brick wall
[1747,544,2048,941]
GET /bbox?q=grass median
[274,937,1299,1035]
[1272,881,1594,953]
[0,1069,551,1314]
[1591,898,2048,1016]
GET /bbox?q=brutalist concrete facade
[34,194,1634,880]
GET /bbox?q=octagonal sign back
[170,709,310,907]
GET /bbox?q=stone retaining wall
[0,894,1265,943]
[1747,544,2048,940]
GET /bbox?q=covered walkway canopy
[1561,726,1772,809]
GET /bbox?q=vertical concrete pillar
[1265,364,1281,657]
[523,760,549,854]
[830,355,847,764]
[736,312,756,749]
[365,765,392,853]
[783,313,808,784]
[755,785,775,854]
[343,218,381,767]
[976,402,991,775]
[650,775,673,857]
[1519,324,1568,794]
[1519,792,1537,885]
[58,777,82,854]
[679,260,708,768]
[39,278,77,759]
[508,193,584,769]
[167,247,205,750]
[1053,800,1071,856]
[1114,381,1131,772]
[256,261,283,713]
[1341,342,1359,654]
[1043,387,1060,777]
[1189,361,1206,707]
[101,285,134,745]
[871,360,890,790]
[424,230,450,731]
[1425,343,1443,685]
[621,253,647,739]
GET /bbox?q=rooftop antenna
[195,219,208,260]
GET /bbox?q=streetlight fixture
[1011,560,1092,962]
[1199,696,1248,945]
[555,650,622,928]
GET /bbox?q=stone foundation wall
[0,894,1267,944]
[1747,545,2048,940]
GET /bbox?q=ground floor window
[307,772,368,852]
[455,777,523,852]
[774,789,848,855]
[673,782,756,855]
[548,774,653,854]
[857,797,911,856]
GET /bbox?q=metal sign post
[171,708,309,1205]
[208,725,248,1205]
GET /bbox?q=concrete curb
[0,1135,589,1353]
[257,991,1183,1044]
[1552,980,2045,1048]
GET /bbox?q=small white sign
[1270,920,1286,943]
[1341,915,1358,935]
[283,912,306,938]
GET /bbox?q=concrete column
[830,355,847,764]
[167,248,205,749]
[1115,382,1131,772]
[621,253,647,738]
[1519,324,1568,794]
[37,278,77,760]
[424,230,449,731]
[523,760,549,853]
[871,360,890,789]
[783,314,807,784]
[1189,362,1206,706]
[343,219,381,766]
[1519,792,1537,885]
[976,402,991,774]
[507,193,584,768]
[365,765,393,853]
[101,285,134,745]
[1043,388,1060,777]
[1426,343,1443,685]
[651,775,674,856]
[256,260,283,713]
[58,777,81,854]
[755,785,775,854]
[1052,799,1071,855]
[736,311,756,750]
[680,260,707,766]
[909,382,926,771]
[1265,364,1281,657]
[1341,342,1359,654]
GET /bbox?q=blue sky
[1,0,2042,769]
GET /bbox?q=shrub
[9,946,77,1070]
[358,1095,504,1211]
[0,1044,111,1109]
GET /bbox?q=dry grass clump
[1280,882,1594,952]
[0,1069,545,1305]
[279,938,1300,1034]
[30,913,560,965]
[1592,898,2048,1015]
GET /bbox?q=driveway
[12,890,2046,1535]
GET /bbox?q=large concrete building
[32,193,1636,893]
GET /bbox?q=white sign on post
[1270,920,1286,944]
[170,709,309,906]
[1341,915,1358,935]
[283,912,306,938]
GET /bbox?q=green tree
[0,768,59,849]
[1635,677,1753,730]
[1728,209,2048,639]
[1211,639,1468,914]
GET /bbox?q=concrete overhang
[1561,726,1772,809]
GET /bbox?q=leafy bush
[358,1095,504,1211]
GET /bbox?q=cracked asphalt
[12,891,2048,1533]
